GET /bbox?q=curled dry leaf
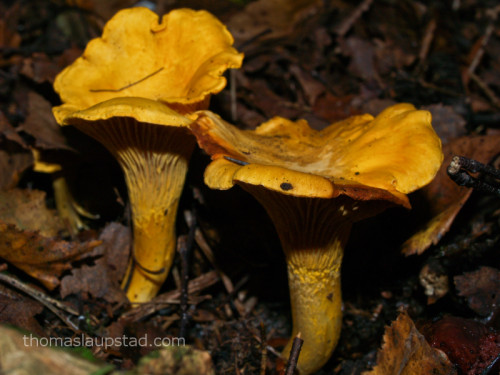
[19,92,71,151]
[0,113,33,190]
[342,36,378,81]
[454,266,500,317]
[20,47,82,84]
[421,104,467,145]
[0,221,101,289]
[421,316,500,375]
[136,346,215,375]
[0,147,33,190]
[0,18,21,49]
[227,0,323,45]
[0,284,44,336]
[60,222,130,303]
[363,311,457,375]
[0,189,65,238]
[402,135,500,256]
[65,0,135,21]
[0,111,25,146]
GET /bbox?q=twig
[122,271,220,321]
[467,23,494,76]
[260,322,268,375]
[469,72,500,108]
[184,210,235,294]
[236,28,272,50]
[447,155,500,197]
[0,271,87,331]
[467,6,499,77]
[178,236,189,338]
[335,0,374,38]
[417,78,463,97]
[448,156,500,179]
[179,210,197,339]
[284,333,304,375]
[418,18,437,63]
[90,67,164,92]
[251,334,282,358]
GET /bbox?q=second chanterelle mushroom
[190,104,443,374]
[52,7,243,303]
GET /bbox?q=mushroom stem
[74,118,195,303]
[284,260,344,374]
[241,185,360,374]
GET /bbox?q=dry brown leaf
[18,92,71,151]
[0,145,33,191]
[343,36,378,81]
[20,47,82,85]
[0,221,101,289]
[363,311,457,375]
[227,0,322,45]
[0,111,26,146]
[240,78,303,120]
[136,346,215,375]
[454,266,500,317]
[60,222,130,303]
[0,112,33,190]
[313,92,360,124]
[402,135,500,256]
[374,38,417,73]
[421,316,500,375]
[0,18,21,49]
[66,0,135,20]
[289,64,325,106]
[0,189,65,238]
[20,52,64,84]
[422,104,467,145]
[0,284,44,336]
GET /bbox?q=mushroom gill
[190,104,443,374]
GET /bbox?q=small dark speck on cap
[280,182,293,191]
[355,172,360,175]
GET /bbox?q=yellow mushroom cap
[53,97,192,128]
[53,7,244,115]
[192,103,443,207]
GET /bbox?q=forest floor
[0,0,499,374]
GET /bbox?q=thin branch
[90,67,164,93]
[469,72,500,109]
[335,0,374,38]
[121,271,220,321]
[0,271,92,331]
[284,333,304,375]
[184,210,235,294]
[260,322,268,375]
[418,18,437,63]
[179,209,197,339]
[447,155,500,197]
